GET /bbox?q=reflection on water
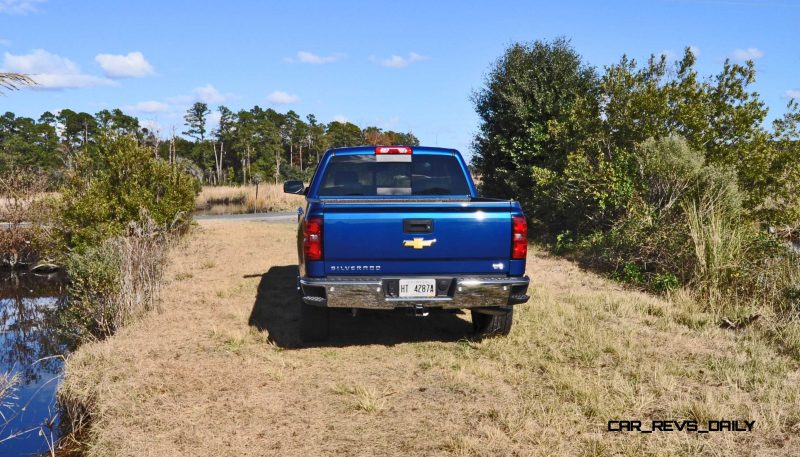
[0,270,73,456]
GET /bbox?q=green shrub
[549,148,638,237]
[610,261,645,286]
[638,137,704,216]
[554,231,575,254]
[653,273,679,293]
[61,240,121,338]
[59,134,198,252]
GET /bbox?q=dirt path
[61,220,800,456]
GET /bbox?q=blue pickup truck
[283,146,530,341]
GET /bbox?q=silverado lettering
[329,265,382,272]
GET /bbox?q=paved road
[193,212,297,222]
[1,212,298,229]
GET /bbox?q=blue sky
[1,0,799,158]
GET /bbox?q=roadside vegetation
[472,39,800,344]
[0,132,198,341]
[53,134,197,339]
[0,116,197,450]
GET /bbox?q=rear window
[317,154,471,196]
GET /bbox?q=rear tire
[471,308,513,339]
[300,302,329,342]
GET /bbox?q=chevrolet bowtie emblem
[403,238,437,249]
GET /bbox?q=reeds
[684,196,744,309]
[109,218,170,330]
[195,184,305,214]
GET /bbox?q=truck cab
[284,146,530,341]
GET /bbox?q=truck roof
[328,146,459,156]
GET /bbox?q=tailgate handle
[404,219,433,233]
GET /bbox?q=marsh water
[0,270,73,456]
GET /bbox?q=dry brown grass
[0,371,19,421]
[59,220,800,456]
[108,223,170,332]
[195,184,305,214]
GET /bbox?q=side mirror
[283,180,304,194]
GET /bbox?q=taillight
[304,216,323,260]
[375,146,412,155]
[511,215,527,260]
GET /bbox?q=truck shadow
[248,265,474,348]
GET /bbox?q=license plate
[398,279,436,298]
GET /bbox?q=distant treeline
[0,104,420,185]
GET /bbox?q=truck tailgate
[321,200,514,275]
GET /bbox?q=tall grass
[684,189,800,318]
[195,184,305,214]
[111,219,169,330]
[684,197,744,308]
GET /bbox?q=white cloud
[0,39,11,47]
[193,84,228,103]
[332,114,349,123]
[267,90,299,104]
[689,45,701,57]
[374,52,427,68]
[785,89,800,100]
[730,47,764,61]
[95,51,154,78]
[123,100,170,113]
[2,49,116,89]
[293,51,343,64]
[165,84,231,105]
[4,49,78,74]
[0,0,44,15]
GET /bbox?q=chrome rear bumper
[299,275,530,309]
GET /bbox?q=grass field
[59,220,800,456]
[195,185,304,215]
